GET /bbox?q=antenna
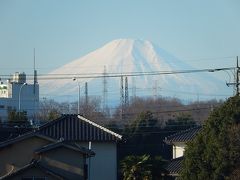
[34,48,35,71]
[33,48,37,94]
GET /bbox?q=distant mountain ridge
[40,39,230,103]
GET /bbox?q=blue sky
[0,0,240,77]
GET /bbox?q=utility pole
[236,56,239,96]
[226,56,240,96]
[153,80,158,100]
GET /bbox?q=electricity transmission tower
[103,66,108,112]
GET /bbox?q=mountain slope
[40,39,230,102]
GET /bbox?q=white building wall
[0,84,8,98]
[0,82,39,121]
[78,142,117,180]
[173,142,186,159]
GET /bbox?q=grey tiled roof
[165,126,201,144]
[0,115,122,149]
[166,156,184,176]
[38,114,122,142]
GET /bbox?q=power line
[0,55,235,71]
[0,67,235,80]
[40,85,231,98]
[0,105,215,115]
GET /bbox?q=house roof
[38,114,122,142]
[164,126,201,144]
[0,130,95,157]
[0,127,32,143]
[0,114,122,149]
[0,131,56,149]
[0,160,64,180]
[165,156,184,176]
[34,140,95,157]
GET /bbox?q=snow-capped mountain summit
[40,39,229,102]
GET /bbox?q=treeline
[36,96,223,128]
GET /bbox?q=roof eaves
[0,131,57,149]
[165,140,188,145]
[78,115,122,140]
[71,143,95,157]
[0,160,64,180]
[164,126,201,144]
[0,131,35,148]
[0,161,35,179]
[34,141,63,154]
[37,116,65,130]
[35,141,95,157]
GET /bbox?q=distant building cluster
[0,72,39,122]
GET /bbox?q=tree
[37,99,61,121]
[121,154,152,180]
[180,96,240,179]
[227,124,240,179]
[150,156,168,179]
[164,113,196,131]
[121,154,167,180]
[8,109,30,127]
[126,111,158,135]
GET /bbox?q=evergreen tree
[121,154,167,180]
[164,113,196,131]
[180,96,240,179]
[121,154,152,180]
[126,111,158,134]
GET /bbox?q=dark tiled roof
[229,164,240,179]
[166,156,184,176]
[0,127,32,142]
[1,160,64,180]
[0,132,56,149]
[35,141,95,157]
[38,114,122,142]
[165,126,201,144]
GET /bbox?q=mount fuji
[40,39,230,103]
